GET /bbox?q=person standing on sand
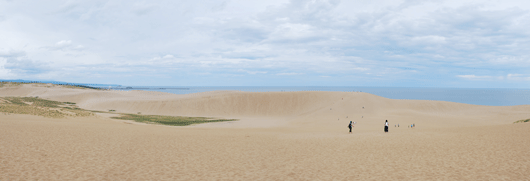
[348,121,353,134]
[384,120,389,133]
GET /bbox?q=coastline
[1,83,530,180]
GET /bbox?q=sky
[0,0,529,87]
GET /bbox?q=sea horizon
[108,86,530,107]
[2,80,529,106]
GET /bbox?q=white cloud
[276,72,304,76]
[238,69,267,74]
[0,58,13,78]
[1,0,530,87]
[457,75,492,79]
[162,54,175,59]
[56,40,71,47]
[410,35,447,45]
[149,54,176,62]
[132,3,157,16]
[44,40,84,51]
[507,74,530,81]
[267,23,316,42]
[457,75,505,81]
[0,49,26,58]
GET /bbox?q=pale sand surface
[1,84,530,180]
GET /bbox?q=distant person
[385,120,389,133]
[413,123,415,128]
[398,124,399,127]
[348,121,353,134]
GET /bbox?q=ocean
[107,86,530,106]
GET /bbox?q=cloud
[456,75,504,81]
[1,0,530,87]
[238,69,267,75]
[410,35,447,45]
[457,75,492,79]
[507,74,530,81]
[267,23,317,42]
[0,49,26,58]
[148,54,176,62]
[162,54,174,59]
[132,2,158,16]
[276,72,304,76]
[0,49,25,78]
[458,74,530,81]
[0,58,12,78]
[43,40,84,51]
[4,58,51,75]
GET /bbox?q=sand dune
[2,84,528,128]
[1,84,530,180]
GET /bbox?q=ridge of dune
[2,84,530,180]
[1,84,529,129]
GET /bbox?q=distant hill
[0,79,120,88]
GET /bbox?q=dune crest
[2,84,530,180]
[1,84,528,129]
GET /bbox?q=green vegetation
[0,95,236,126]
[513,119,530,124]
[89,110,107,113]
[6,97,62,108]
[59,84,105,90]
[0,81,105,90]
[0,82,23,88]
[0,97,93,118]
[110,114,236,126]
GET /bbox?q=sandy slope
[1,84,529,180]
[1,84,528,129]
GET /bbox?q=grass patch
[0,97,93,118]
[0,82,105,90]
[7,97,63,108]
[0,82,24,88]
[89,110,107,113]
[0,96,235,127]
[110,114,236,126]
[514,119,530,124]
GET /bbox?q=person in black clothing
[384,120,389,133]
[348,121,353,134]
